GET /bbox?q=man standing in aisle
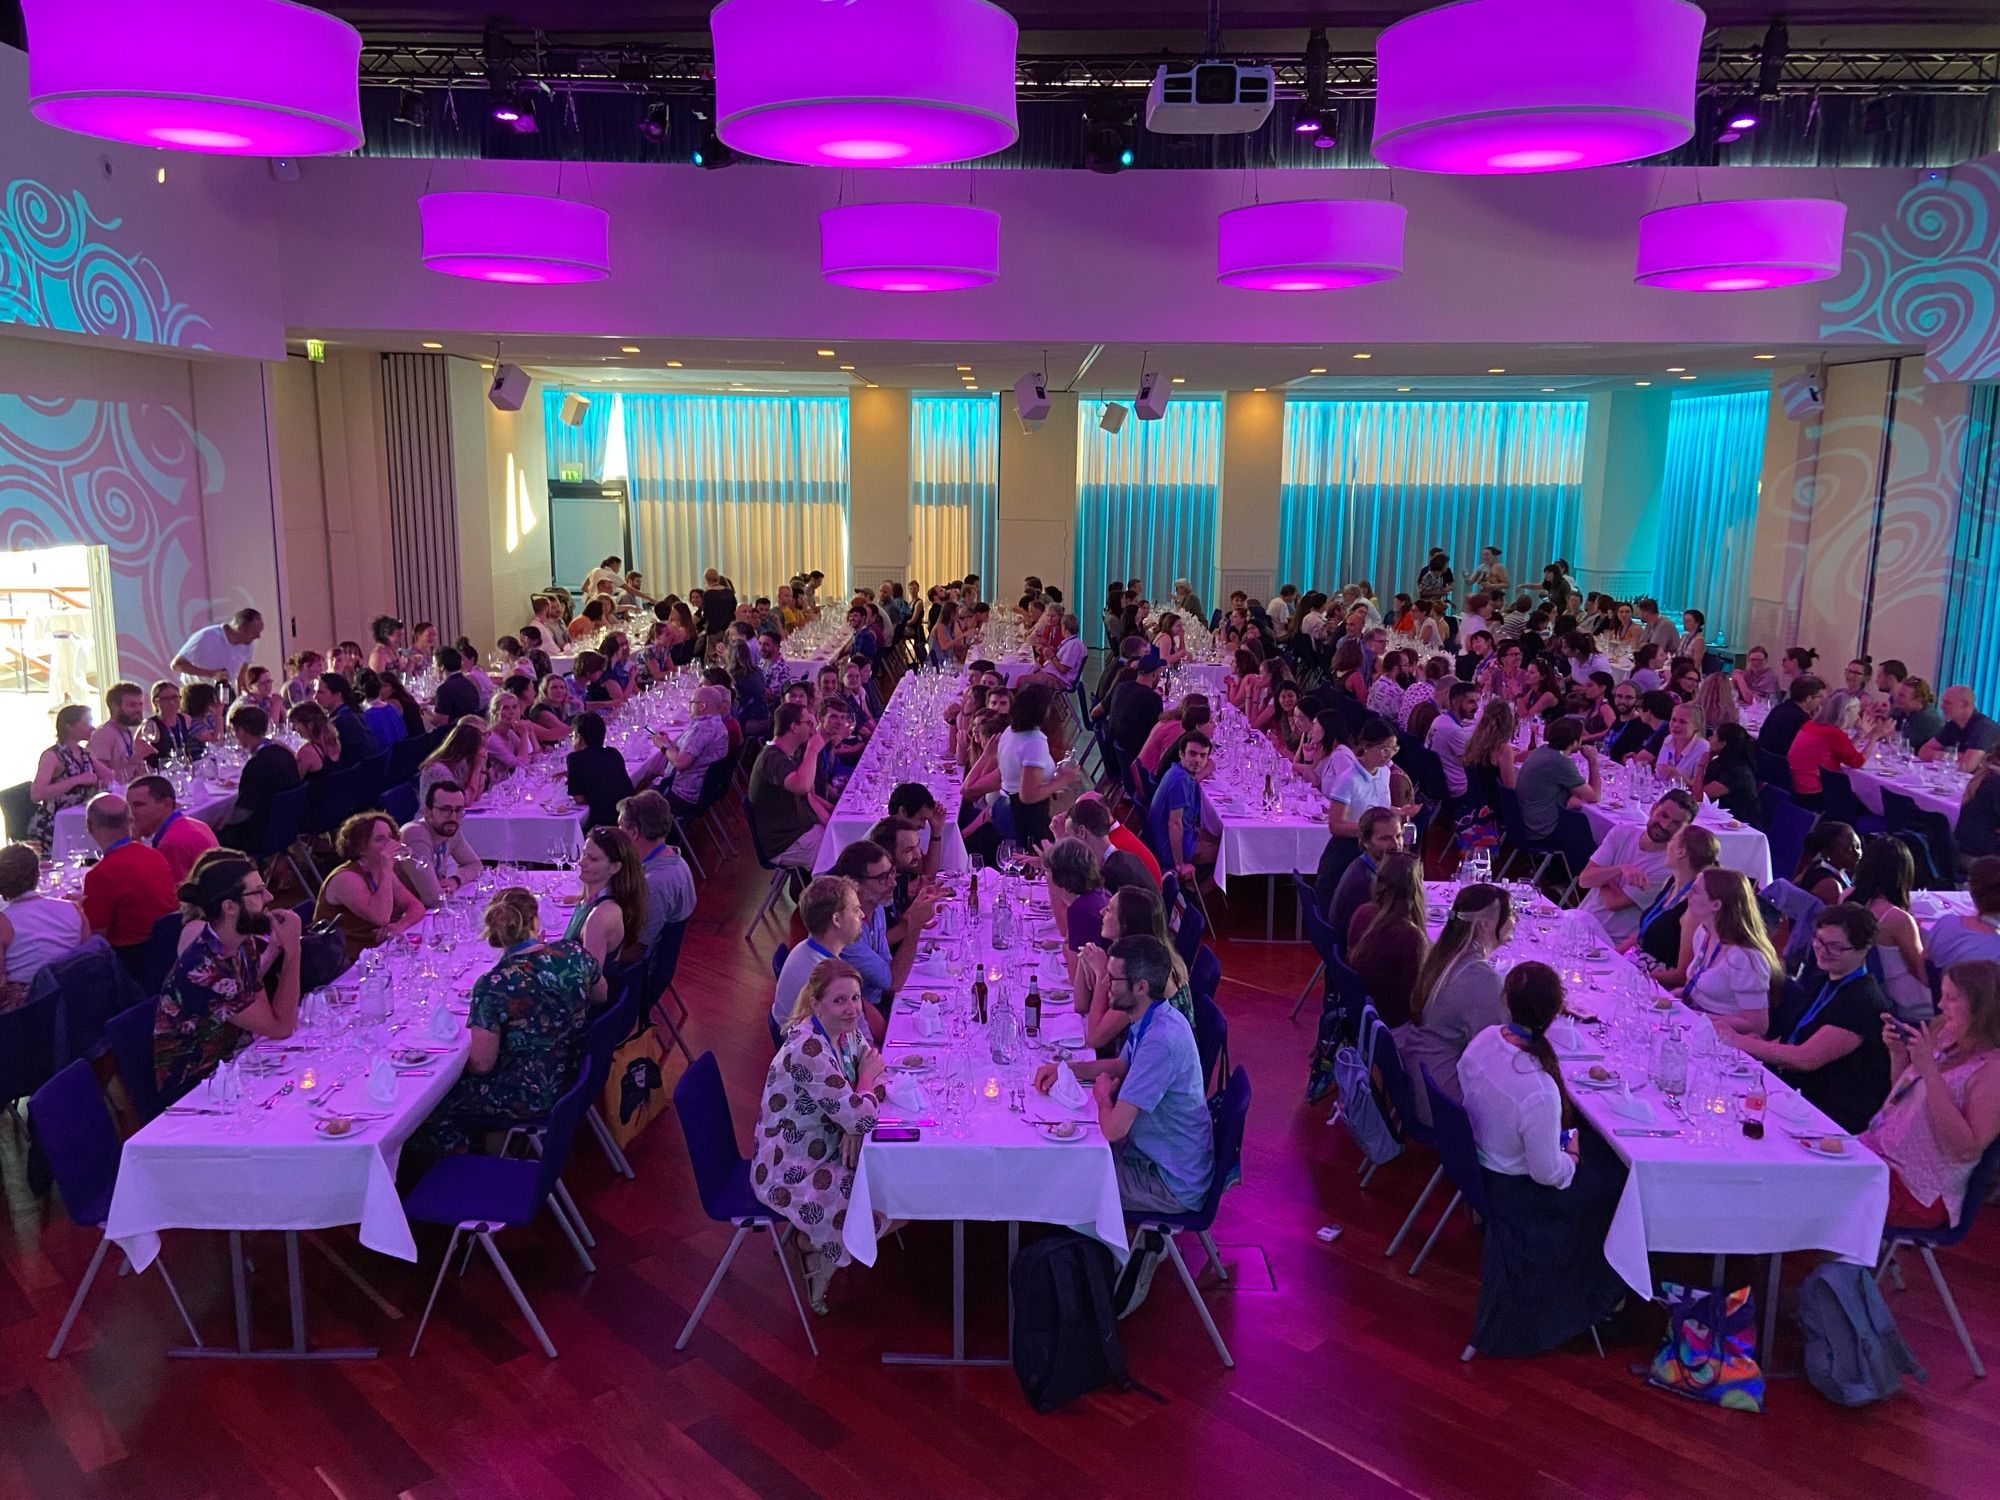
[172,607,263,695]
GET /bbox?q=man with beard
[1575,789,1695,944]
[400,779,484,906]
[88,681,153,783]
[153,856,301,1103]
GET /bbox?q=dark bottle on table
[971,978,988,1025]
[1024,974,1042,1038]
[1742,1114,1765,1140]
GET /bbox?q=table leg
[1762,1253,1782,1366]
[232,1231,251,1353]
[1709,1252,1726,1288]
[170,1231,379,1361]
[880,1220,1011,1367]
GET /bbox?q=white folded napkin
[1696,796,1724,819]
[1549,1016,1584,1052]
[913,1001,943,1038]
[1601,1081,1655,1124]
[428,1003,460,1041]
[206,1059,237,1105]
[1048,1062,1087,1112]
[367,1056,399,1104]
[884,1076,927,1114]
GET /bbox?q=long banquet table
[1579,760,1775,886]
[812,668,971,876]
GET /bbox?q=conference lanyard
[1638,878,1690,934]
[1786,970,1861,1046]
[151,810,185,848]
[1679,936,1720,1004]
[102,837,134,856]
[1122,1000,1162,1069]
[809,1014,861,1084]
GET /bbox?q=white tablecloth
[1848,760,1969,826]
[1581,800,1773,887]
[1202,798,1329,891]
[458,737,661,863]
[105,870,576,1272]
[53,783,237,862]
[813,670,970,876]
[842,893,1128,1266]
[1182,701,1332,890]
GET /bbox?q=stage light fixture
[640,98,671,142]
[394,88,427,128]
[694,120,735,168]
[1084,106,1136,173]
[1313,124,1337,150]
[492,84,538,133]
[1294,25,1329,134]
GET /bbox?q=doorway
[0,544,117,788]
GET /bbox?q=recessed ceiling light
[588,377,604,383]
[839,364,856,371]
[955,364,972,372]
[817,349,837,358]
[1397,386,1413,393]
[1487,367,1506,374]
[1542,387,1556,392]
[481,362,494,370]
[1252,386,1267,392]
[666,360,683,368]
[1753,353,1776,360]
[1681,374,1697,381]
[1309,366,1328,374]
[1635,380,1652,386]
[1171,376,1186,384]
[1352,352,1373,360]
[1666,366,1686,373]
[865,381,878,388]
[421,340,443,349]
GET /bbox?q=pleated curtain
[1651,390,1770,651]
[541,385,617,482]
[909,394,999,588]
[1939,383,2000,707]
[1278,399,1588,603]
[1073,397,1222,646]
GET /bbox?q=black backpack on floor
[1010,1230,1132,1412]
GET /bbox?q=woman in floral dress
[29,704,97,850]
[753,959,890,1312]
[418,886,600,1154]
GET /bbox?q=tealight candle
[299,1067,318,1091]
[983,1076,1001,1100]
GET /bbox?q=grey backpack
[1332,1008,1403,1166]
[1798,1262,1927,1405]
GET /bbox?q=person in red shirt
[1788,700,1890,804]
[80,794,177,974]
[127,774,220,886]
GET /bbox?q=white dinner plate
[1031,1119,1090,1141]
[1569,1069,1622,1090]
[1794,1135,1854,1157]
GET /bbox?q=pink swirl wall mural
[0,177,213,347]
[1823,157,2000,384]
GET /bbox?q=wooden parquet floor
[3,860,1997,1500]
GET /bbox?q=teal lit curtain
[1278,399,1588,603]
[1939,384,2000,706]
[1651,389,1770,651]
[1074,397,1222,646]
[541,385,615,481]
[619,394,849,602]
[909,394,998,588]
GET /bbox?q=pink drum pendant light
[1635,198,1847,291]
[821,204,1000,292]
[23,0,362,155]
[1373,0,1703,174]
[712,0,1018,167]
[420,193,611,284]
[1217,200,1408,291]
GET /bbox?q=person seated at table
[78,794,176,979]
[313,811,425,972]
[768,876,865,1037]
[1067,887,1195,1050]
[1395,883,1513,1124]
[1757,673,1825,760]
[1062,792,1161,890]
[1926,858,2000,967]
[364,614,405,676]
[127,774,219,887]
[1594,681,1645,764]
[1137,695,1207,780]
[757,958,889,1314]
[567,596,611,644]
[481,689,536,770]
[1459,961,1630,1358]
[562,825,646,976]
[1323,806,1406,941]
[314,672,380,763]
[1700,722,1762,825]
[1575,789,1694,945]
[1863,958,2000,1230]
[1105,651,1167,769]
[1787,696,1886,807]
[865,814,937,944]
[1675,868,1779,1036]
[282,649,324,708]
[420,723,488,807]
[1045,837,1111,951]
[283,700,340,780]
[1849,836,1933,1022]
[1346,852,1429,1027]
[0,843,88,1012]
[399,779,483,906]
[1515,716,1602,871]
[1916,684,2000,771]
[1634,702,1710,792]
[615,791,697,952]
[811,699,863,805]
[886,781,952,880]
[416,886,602,1157]
[212,703,299,857]
[142,679,201,763]
[30,703,98,850]
[827,840,936,1029]
[87,682,150,786]
[1794,819,1862,906]
[645,684,728,818]
[1633,825,1720,974]
[1723,903,1892,1133]
[1733,645,1779,705]
[353,669,406,748]
[153,856,301,1104]
[1147,730,1216,890]
[1889,675,1945,753]
[555,711,633,838]
[528,674,578,741]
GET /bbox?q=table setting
[812,666,972,875]
[1190,700,1333,894]
[1578,755,1775,886]
[1846,738,1970,825]
[52,744,244,862]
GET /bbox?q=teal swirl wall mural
[0,177,212,348]
[1823,158,2000,384]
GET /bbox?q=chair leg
[667,981,690,1023]
[409,1225,464,1356]
[479,1230,558,1358]
[1197,1229,1229,1284]
[46,1236,112,1359]
[675,1225,750,1352]
[767,1223,821,1356]
[1358,1160,1380,1189]
[545,1194,597,1275]
[586,1105,637,1180]
[1408,1190,1463,1275]
[152,1254,203,1349]
[1919,1246,1985,1378]
[1386,1165,1446,1258]
[1161,1233,1233,1368]
[1290,962,1326,1021]
[745,870,789,937]
[551,1177,596,1249]
[650,1003,696,1066]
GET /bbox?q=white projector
[1145,63,1275,135]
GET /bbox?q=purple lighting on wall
[1635,198,1847,291]
[821,204,1000,292]
[23,0,363,156]
[1217,201,1407,292]
[419,192,611,285]
[1372,0,1702,175]
[711,0,1018,167]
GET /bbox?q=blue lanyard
[1638,878,1689,933]
[1679,936,1720,1003]
[809,1015,860,1084]
[1122,1000,1162,1067]
[1786,970,1860,1046]
[806,936,837,960]
[152,810,185,847]
[503,939,540,958]
[103,837,133,855]
[643,844,670,866]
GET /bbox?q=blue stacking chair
[1817,770,1885,838]
[405,1069,600,1359]
[740,797,801,939]
[1173,901,1206,973]
[1877,1137,2000,1377]
[130,911,184,998]
[1126,1065,1251,1368]
[766,941,790,1049]
[382,781,418,827]
[1410,1066,1491,1277]
[1361,1005,1443,1265]
[1291,872,1336,1020]
[1760,786,1820,889]
[102,997,163,1124]
[670,1053,819,1355]
[1192,990,1228,1098]
[30,1060,201,1358]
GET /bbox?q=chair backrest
[1419,1065,1489,1217]
[1817,769,1872,826]
[771,941,789,979]
[1158,869,1182,918]
[1296,873,1340,969]
[131,910,185,998]
[1189,946,1221,1010]
[740,795,778,868]
[1362,1000,1428,1145]
[1173,903,1205,971]
[1761,877,1825,972]
[1183,1065,1251,1230]
[1756,746,1795,793]
[259,780,312,857]
[1191,992,1227,1094]
[382,781,418,827]
[646,918,689,998]
[384,733,429,789]
[103,997,163,1122]
[672,1051,748,1223]
[27,1059,121,1227]
[1327,953,1370,1036]
[1916,1134,2000,1248]
[0,780,34,842]
[1761,786,1818,889]
[579,977,644,1094]
[530,1067,604,1204]
[1494,784,1534,848]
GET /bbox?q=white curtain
[618,394,849,602]
[909,394,999,588]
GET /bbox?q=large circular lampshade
[1373,0,1703,174]
[419,193,611,285]
[1217,201,1408,291]
[821,204,999,292]
[712,0,1018,167]
[1635,198,1847,291]
[23,0,362,155]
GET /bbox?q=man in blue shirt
[828,839,938,1018]
[1146,731,1213,884]
[1032,934,1213,1316]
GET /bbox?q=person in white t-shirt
[1575,790,1694,943]
[1053,613,1088,685]
[580,555,624,598]
[171,608,263,693]
[997,684,1080,849]
[1267,585,1296,631]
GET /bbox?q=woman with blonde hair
[1692,670,1738,734]
[1678,868,1781,1035]
[1461,697,1521,797]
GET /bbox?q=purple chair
[670,1052,818,1355]
[29,1060,201,1359]
[1876,1136,2000,1377]
[405,1068,599,1360]
[102,997,163,1124]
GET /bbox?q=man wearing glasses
[153,856,302,1104]
[828,839,939,1016]
[1722,903,1891,1132]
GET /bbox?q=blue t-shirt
[1147,763,1203,864]
[1118,1002,1213,1210]
[839,904,894,1007]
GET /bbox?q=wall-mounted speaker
[488,363,531,412]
